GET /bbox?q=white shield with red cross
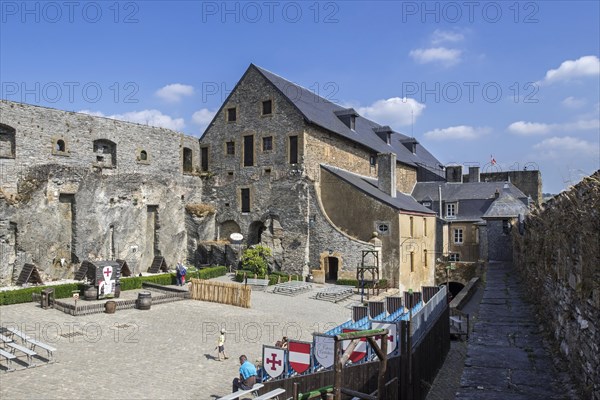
[371,322,397,355]
[288,340,311,374]
[262,346,285,378]
[313,334,334,369]
[102,266,113,281]
[342,329,367,363]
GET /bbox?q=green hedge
[234,270,303,285]
[0,283,84,306]
[0,266,228,306]
[336,279,388,289]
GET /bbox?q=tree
[241,245,272,276]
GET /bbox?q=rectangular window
[200,147,208,172]
[350,115,356,131]
[453,228,463,244]
[243,135,254,167]
[410,252,414,272]
[446,203,456,217]
[262,136,273,151]
[424,249,428,267]
[423,218,427,236]
[449,253,460,262]
[409,217,414,237]
[241,188,250,213]
[226,141,235,155]
[289,135,298,164]
[369,155,376,166]
[502,219,510,234]
[227,107,236,122]
[262,100,272,115]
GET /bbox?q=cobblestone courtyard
[0,281,353,399]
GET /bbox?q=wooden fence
[189,279,251,308]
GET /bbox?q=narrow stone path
[455,261,578,400]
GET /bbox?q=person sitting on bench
[232,355,257,392]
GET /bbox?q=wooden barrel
[84,285,97,301]
[137,291,152,310]
[105,300,117,314]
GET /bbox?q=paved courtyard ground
[0,277,356,399]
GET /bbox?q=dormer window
[373,126,393,145]
[334,108,359,130]
[401,138,418,154]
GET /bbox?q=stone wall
[0,101,205,284]
[513,171,599,399]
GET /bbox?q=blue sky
[1,0,599,193]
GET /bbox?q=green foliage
[241,245,272,276]
[0,267,229,307]
[0,283,84,306]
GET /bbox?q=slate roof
[253,65,444,178]
[483,188,530,219]
[411,182,528,222]
[321,164,435,214]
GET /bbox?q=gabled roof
[412,181,527,202]
[412,181,528,222]
[321,164,435,214]
[252,65,444,178]
[483,188,529,219]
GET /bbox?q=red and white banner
[342,329,367,363]
[371,322,397,355]
[313,334,334,368]
[262,346,285,378]
[288,340,311,374]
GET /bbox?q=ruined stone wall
[0,101,205,284]
[0,100,200,197]
[513,171,599,399]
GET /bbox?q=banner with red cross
[262,345,286,379]
[371,321,398,355]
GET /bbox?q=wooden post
[293,382,299,400]
[333,339,343,400]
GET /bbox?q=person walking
[217,328,229,361]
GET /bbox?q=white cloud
[508,119,599,135]
[80,109,185,131]
[356,97,425,129]
[533,136,599,159]
[431,29,464,45]
[508,121,553,135]
[423,125,490,141]
[192,108,217,132]
[542,55,600,84]
[409,47,462,66]
[155,83,195,103]
[561,96,586,109]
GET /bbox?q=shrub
[241,245,272,276]
[0,283,84,306]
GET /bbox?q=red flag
[490,155,496,165]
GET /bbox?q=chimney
[377,153,397,198]
[469,166,480,183]
[445,165,463,183]
[494,189,500,199]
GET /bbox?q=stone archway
[248,221,266,245]
[219,220,241,240]
[312,252,343,284]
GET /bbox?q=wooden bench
[0,348,16,371]
[5,342,37,366]
[254,388,286,399]
[219,383,264,399]
[6,327,56,360]
[245,278,270,291]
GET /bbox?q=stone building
[0,100,204,285]
[198,64,443,289]
[412,166,529,262]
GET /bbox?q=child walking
[217,328,229,361]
